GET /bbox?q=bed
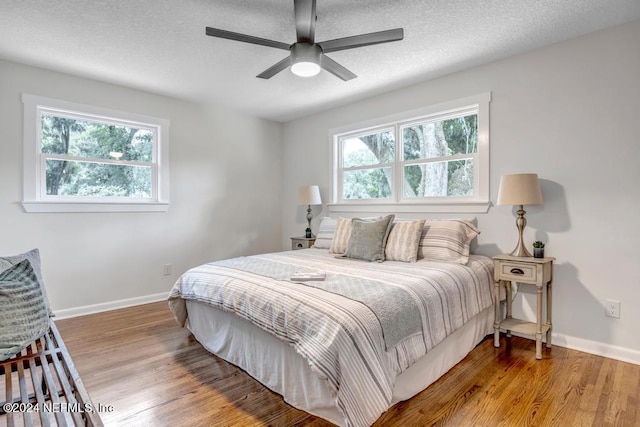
[167,217,495,427]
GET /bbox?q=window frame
[330,93,491,214]
[22,94,170,213]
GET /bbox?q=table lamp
[297,185,322,237]
[497,174,543,257]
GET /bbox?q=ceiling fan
[205,0,404,81]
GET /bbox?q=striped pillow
[0,260,50,361]
[329,217,353,254]
[385,219,426,262]
[312,217,337,249]
[418,219,480,264]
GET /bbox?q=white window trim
[22,94,170,213]
[329,92,491,214]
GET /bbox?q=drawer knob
[510,268,524,275]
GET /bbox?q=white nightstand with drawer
[290,237,315,250]
[493,254,555,359]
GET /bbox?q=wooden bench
[1,319,103,426]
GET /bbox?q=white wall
[281,20,640,362]
[0,59,283,316]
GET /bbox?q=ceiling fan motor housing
[290,43,323,76]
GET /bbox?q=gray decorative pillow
[328,216,384,254]
[0,249,51,316]
[344,214,395,262]
[0,260,50,361]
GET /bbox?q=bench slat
[1,319,104,426]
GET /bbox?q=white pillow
[312,217,337,249]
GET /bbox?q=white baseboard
[506,330,640,365]
[552,333,640,365]
[52,292,168,319]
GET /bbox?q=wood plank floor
[54,301,640,426]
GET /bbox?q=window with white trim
[22,94,170,213]
[331,93,490,213]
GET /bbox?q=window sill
[22,201,170,213]
[327,201,490,214]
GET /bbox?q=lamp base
[305,205,314,237]
[509,242,532,257]
[509,205,532,257]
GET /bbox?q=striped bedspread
[168,248,494,427]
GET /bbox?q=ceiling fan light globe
[291,61,321,77]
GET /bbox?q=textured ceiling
[1,1,639,122]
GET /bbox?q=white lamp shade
[298,185,322,205]
[497,174,543,206]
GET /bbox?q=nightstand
[493,254,555,359]
[290,237,315,250]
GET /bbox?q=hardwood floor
[54,302,640,427]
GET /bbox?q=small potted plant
[305,227,312,238]
[532,241,545,258]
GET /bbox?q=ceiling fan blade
[321,55,356,81]
[205,27,290,50]
[294,0,316,43]
[318,28,404,53]
[256,57,292,79]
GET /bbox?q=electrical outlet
[605,299,621,318]
[163,264,172,276]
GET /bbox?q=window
[340,128,395,200]
[22,94,170,212]
[331,93,490,213]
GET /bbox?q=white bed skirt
[186,300,494,426]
